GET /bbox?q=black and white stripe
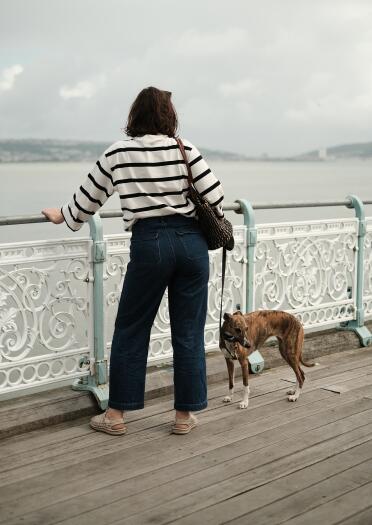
[61,135,225,232]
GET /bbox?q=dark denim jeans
[108,214,210,412]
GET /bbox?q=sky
[1,0,372,157]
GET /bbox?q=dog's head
[221,310,252,350]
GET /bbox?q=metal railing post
[234,199,256,312]
[339,195,372,346]
[235,199,264,373]
[71,214,109,409]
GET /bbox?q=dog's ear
[223,312,232,321]
[233,310,244,316]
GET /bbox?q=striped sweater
[60,133,225,232]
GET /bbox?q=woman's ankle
[106,407,124,418]
[176,410,190,419]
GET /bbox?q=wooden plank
[8,354,370,468]
[276,481,372,525]
[251,345,372,384]
[321,374,372,394]
[0,375,320,467]
[0,382,369,495]
[0,388,89,414]
[0,373,293,457]
[1,392,361,518]
[0,348,369,457]
[0,379,246,457]
[336,506,372,525]
[2,362,346,474]
[0,348,370,520]
[261,350,372,385]
[0,382,370,506]
[5,396,372,525]
[59,422,372,525]
[280,364,372,390]
[0,389,97,440]
[179,458,372,525]
[1,388,364,516]
[5,348,369,464]
[0,387,334,485]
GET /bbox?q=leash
[218,246,235,358]
[219,246,227,338]
[219,247,238,359]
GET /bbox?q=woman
[42,86,225,436]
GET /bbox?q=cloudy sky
[1,0,371,156]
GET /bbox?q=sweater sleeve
[183,140,225,218]
[60,150,115,232]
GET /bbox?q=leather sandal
[171,414,198,435]
[90,411,127,435]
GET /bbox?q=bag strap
[175,137,194,188]
[176,136,227,343]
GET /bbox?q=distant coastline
[0,138,371,163]
[0,139,248,163]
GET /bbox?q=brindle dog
[219,310,317,409]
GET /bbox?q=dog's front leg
[223,358,235,403]
[238,357,250,409]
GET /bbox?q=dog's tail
[297,324,318,367]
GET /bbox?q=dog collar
[220,333,238,359]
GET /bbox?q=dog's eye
[236,328,242,334]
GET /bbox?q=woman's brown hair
[125,86,178,138]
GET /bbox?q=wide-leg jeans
[108,214,210,412]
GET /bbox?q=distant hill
[2,138,371,163]
[0,139,249,163]
[294,141,372,160]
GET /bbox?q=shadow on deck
[0,347,372,525]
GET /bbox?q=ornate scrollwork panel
[0,238,93,392]
[254,219,358,329]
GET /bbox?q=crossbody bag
[175,137,235,340]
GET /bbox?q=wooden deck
[1,348,372,525]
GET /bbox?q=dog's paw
[287,394,300,402]
[223,396,233,403]
[238,401,249,409]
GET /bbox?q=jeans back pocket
[175,229,209,260]
[130,231,160,265]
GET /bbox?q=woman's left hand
[41,208,65,225]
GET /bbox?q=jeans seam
[165,228,176,263]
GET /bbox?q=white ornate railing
[1,198,371,402]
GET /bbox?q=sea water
[1,159,371,243]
